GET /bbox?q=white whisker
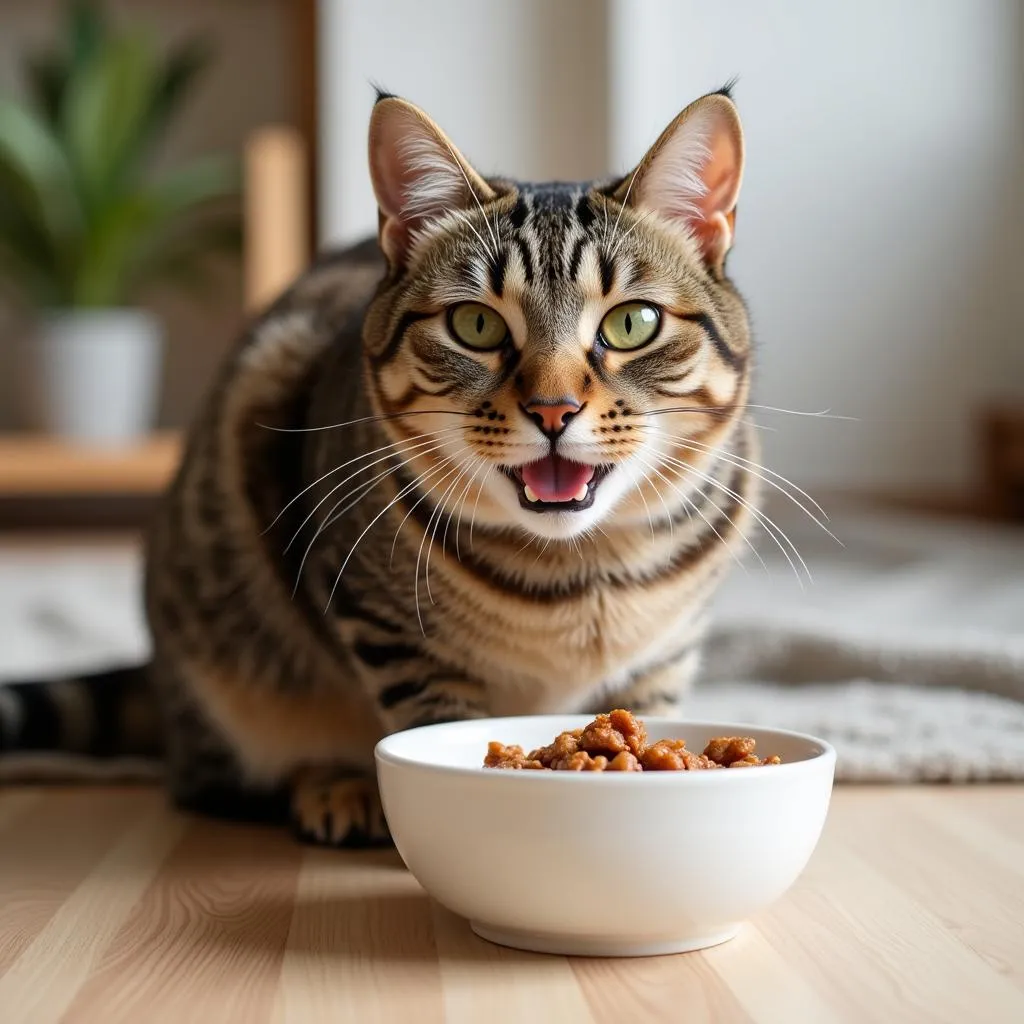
[326,456,456,613]
[608,170,638,253]
[424,460,472,604]
[632,461,671,538]
[413,460,469,634]
[659,452,810,586]
[639,424,838,540]
[388,456,459,567]
[439,139,498,258]
[282,430,463,551]
[449,457,487,563]
[293,441,452,597]
[635,455,754,576]
[258,408,472,435]
[647,404,856,422]
[610,208,657,261]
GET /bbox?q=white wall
[317,0,607,247]
[609,0,1024,492]
[318,0,1023,493]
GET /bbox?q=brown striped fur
[1,89,761,846]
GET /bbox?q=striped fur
[0,89,760,845]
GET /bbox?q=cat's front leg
[290,665,489,848]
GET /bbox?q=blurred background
[0,0,1021,680]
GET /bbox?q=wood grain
[0,785,1021,1024]
[63,820,302,1024]
[0,790,157,973]
[0,434,181,496]
[274,848,444,1024]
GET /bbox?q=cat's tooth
[524,485,540,503]
[573,484,590,502]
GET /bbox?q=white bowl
[375,716,836,957]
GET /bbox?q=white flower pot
[21,309,164,446]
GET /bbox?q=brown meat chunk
[578,709,647,758]
[528,728,583,767]
[483,715,781,771]
[483,742,544,770]
[558,751,608,771]
[703,737,757,766]
[641,739,721,771]
[606,750,642,771]
[555,750,642,771]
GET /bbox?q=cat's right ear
[368,95,495,268]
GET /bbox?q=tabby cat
[0,87,760,846]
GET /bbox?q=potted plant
[0,0,240,445]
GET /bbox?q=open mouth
[502,454,611,512]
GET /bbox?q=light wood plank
[0,789,158,973]
[62,819,302,1024]
[703,926,846,1024]
[0,785,1020,1024]
[832,789,1024,989]
[431,903,593,1024]
[756,808,1024,1023]
[572,940,756,1024]
[0,803,184,1023]
[273,848,445,1024]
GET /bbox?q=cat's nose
[522,398,583,438]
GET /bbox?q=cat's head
[363,88,751,541]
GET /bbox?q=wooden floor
[0,785,1022,1024]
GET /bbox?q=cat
[0,86,759,846]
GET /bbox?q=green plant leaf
[132,213,242,303]
[63,32,161,215]
[68,0,107,73]
[134,37,213,165]
[70,158,241,305]
[0,99,81,282]
[149,156,240,214]
[24,50,68,126]
[0,2,239,311]
[21,0,110,132]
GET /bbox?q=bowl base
[469,921,741,958]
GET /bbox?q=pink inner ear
[699,131,742,219]
[690,132,740,264]
[634,99,743,267]
[369,111,415,262]
[369,108,415,220]
[369,103,471,266]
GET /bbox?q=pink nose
[524,400,581,436]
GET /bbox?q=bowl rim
[374,715,837,783]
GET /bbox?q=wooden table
[0,785,1021,1023]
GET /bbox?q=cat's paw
[290,771,391,848]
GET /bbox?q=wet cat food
[483,709,781,771]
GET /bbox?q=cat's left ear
[614,90,744,272]
[368,94,495,268]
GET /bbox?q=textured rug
[1,506,1023,782]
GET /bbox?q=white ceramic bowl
[375,716,836,957]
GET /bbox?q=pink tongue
[520,455,595,503]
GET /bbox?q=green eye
[448,302,509,350]
[599,302,661,351]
